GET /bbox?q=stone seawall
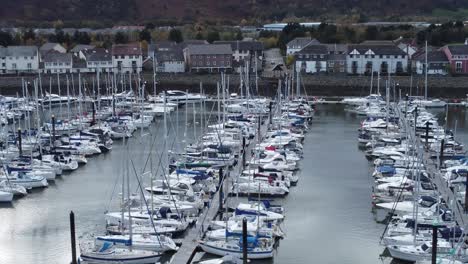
[0,73,467,98]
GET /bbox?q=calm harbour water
[0,104,466,264]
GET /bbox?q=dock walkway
[170,115,270,264]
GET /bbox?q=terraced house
[441,44,468,75]
[294,44,328,74]
[347,44,408,75]
[0,46,39,74]
[184,44,233,73]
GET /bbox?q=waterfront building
[286,37,320,55]
[184,44,233,73]
[294,44,328,74]
[0,46,39,74]
[441,44,468,75]
[148,42,185,73]
[42,52,73,74]
[413,50,449,75]
[112,43,143,74]
[346,44,408,75]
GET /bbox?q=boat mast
[296,65,300,98]
[369,70,374,95]
[424,41,428,100]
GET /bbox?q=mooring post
[218,167,224,217]
[70,211,77,264]
[431,224,438,264]
[439,139,445,169]
[92,101,96,126]
[425,122,429,148]
[257,115,261,140]
[414,106,418,132]
[269,101,273,125]
[242,137,246,168]
[51,115,56,147]
[465,175,468,213]
[242,217,248,264]
[17,128,22,156]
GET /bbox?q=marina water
[0,104,466,263]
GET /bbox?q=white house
[286,37,320,55]
[0,47,7,74]
[294,44,328,74]
[112,44,143,74]
[149,42,185,73]
[2,46,39,74]
[83,48,113,73]
[347,44,408,75]
[214,40,264,72]
[413,50,449,75]
[39,43,66,59]
[42,52,73,74]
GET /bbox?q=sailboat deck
[170,116,269,264]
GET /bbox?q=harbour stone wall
[0,74,467,98]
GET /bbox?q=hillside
[1,0,468,24]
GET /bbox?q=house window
[226,61,230,66]
[320,55,324,59]
[213,61,216,66]
[213,55,216,59]
[24,56,27,60]
[386,55,390,59]
[356,55,360,59]
[66,62,70,66]
[30,56,34,60]
[350,55,354,58]
[207,61,210,66]
[380,55,383,59]
[12,63,17,69]
[53,62,58,66]
[27,63,32,69]
[329,62,335,67]
[456,61,462,73]
[371,55,375,58]
[394,55,398,59]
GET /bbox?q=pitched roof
[70,44,95,53]
[413,50,448,62]
[360,40,395,45]
[287,37,320,48]
[446,45,468,55]
[348,44,406,55]
[326,44,347,54]
[42,52,72,63]
[156,49,184,62]
[39,43,64,51]
[5,46,37,57]
[181,40,209,48]
[84,48,112,61]
[187,44,232,55]
[328,53,347,61]
[112,43,142,56]
[296,44,328,54]
[214,41,264,52]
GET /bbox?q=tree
[235,30,243,40]
[168,28,183,43]
[365,26,379,40]
[195,32,203,40]
[114,32,128,44]
[145,23,156,30]
[207,31,220,43]
[23,29,36,43]
[139,29,151,42]
[278,22,306,51]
